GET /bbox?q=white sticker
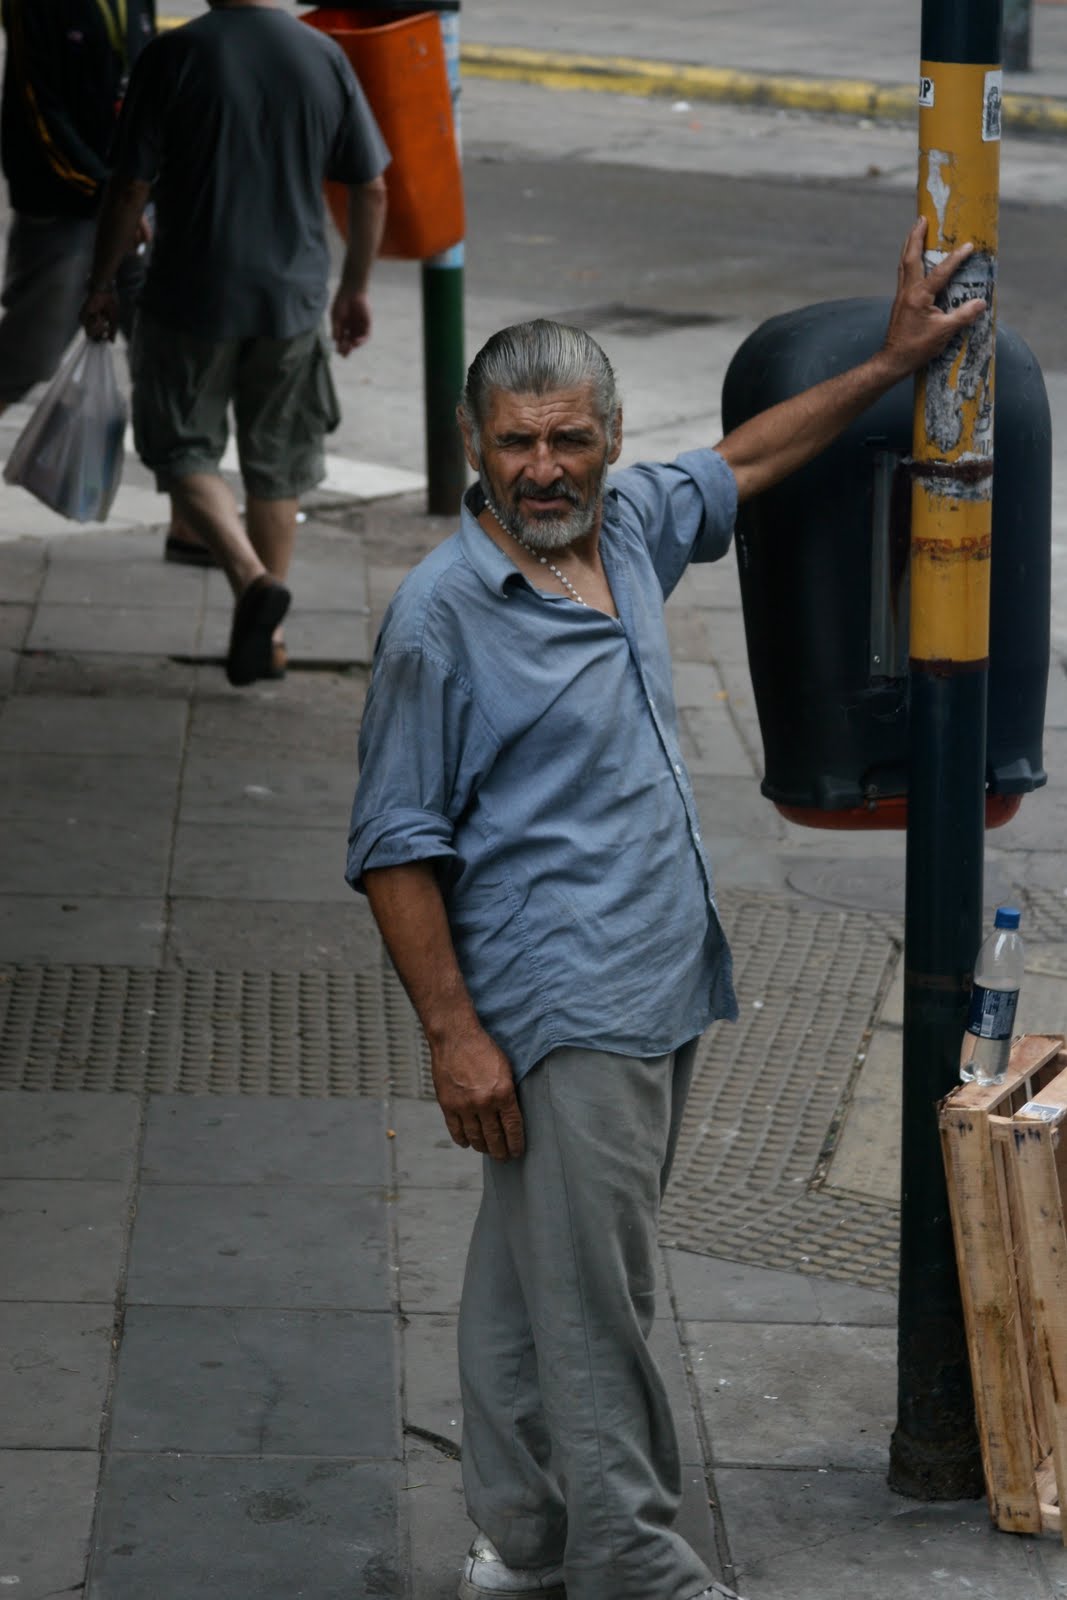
[919,74,935,109]
[1020,1102,1064,1122]
[983,70,1003,142]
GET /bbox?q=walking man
[81,0,389,686]
[347,223,986,1600]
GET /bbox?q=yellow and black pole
[888,1,1002,1499]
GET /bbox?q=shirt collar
[458,480,623,599]
[458,483,528,598]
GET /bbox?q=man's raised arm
[714,218,987,505]
[364,862,525,1162]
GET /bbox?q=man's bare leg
[246,495,299,650]
[169,474,263,596]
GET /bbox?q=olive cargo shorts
[130,313,341,499]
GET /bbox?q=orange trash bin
[302,6,465,261]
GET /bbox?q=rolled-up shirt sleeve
[611,448,738,599]
[346,644,499,892]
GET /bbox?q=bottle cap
[994,906,1021,930]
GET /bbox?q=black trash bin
[721,296,1051,829]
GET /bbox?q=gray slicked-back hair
[459,320,620,454]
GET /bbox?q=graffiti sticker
[983,70,1003,142]
[918,74,935,109]
[922,250,997,461]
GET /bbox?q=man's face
[464,384,622,552]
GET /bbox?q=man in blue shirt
[347,224,985,1600]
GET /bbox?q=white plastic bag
[3,334,127,522]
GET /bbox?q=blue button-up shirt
[347,448,739,1080]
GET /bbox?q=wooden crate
[941,1034,1067,1538]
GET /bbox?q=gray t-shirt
[114,7,390,339]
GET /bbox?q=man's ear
[457,408,480,473]
[608,408,623,465]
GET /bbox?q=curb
[460,43,1067,139]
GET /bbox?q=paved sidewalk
[1,472,1066,1597]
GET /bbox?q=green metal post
[1003,0,1033,71]
[888,0,1002,1500]
[421,6,467,516]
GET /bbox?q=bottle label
[966,983,1019,1041]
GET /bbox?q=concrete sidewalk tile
[199,605,371,667]
[690,776,783,840]
[0,1179,129,1302]
[0,751,179,822]
[402,1449,469,1600]
[0,536,47,602]
[87,1455,401,1600]
[388,1100,482,1191]
[672,661,725,709]
[700,838,791,894]
[0,650,16,697]
[0,894,165,965]
[666,606,713,660]
[0,1091,140,1180]
[824,1028,901,1207]
[676,1464,719,1575]
[991,763,1067,854]
[678,702,757,779]
[0,695,187,757]
[1045,658,1067,728]
[0,1448,98,1597]
[110,1305,399,1458]
[14,650,199,700]
[394,1188,481,1314]
[666,1251,896,1329]
[0,603,31,651]
[27,603,200,658]
[125,1183,391,1310]
[0,815,171,896]
[0,1302,113,1447]
[179,753,357,828]
[163,895,382,970]
[37,553,205,608]
[650,1316,704,1466]
[141,1096,389,1187]
[169,820,352,903]
[1016,971,1067,1037]
[715,1471,1037,1599]
[185,674,365,763]
[402,1311,462,1441]
[686,1321,895,1471]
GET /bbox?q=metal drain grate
[0,961,431,1098]
[0,892,901,1287]
[662,895,900,1288]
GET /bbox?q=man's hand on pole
[430,1021,526,1161]
[880,217,988,381]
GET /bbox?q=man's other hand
[881,217,988,380]
[431,1023,526,1161]
[81,288,120,342]
[331,285,372,356]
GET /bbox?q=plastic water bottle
[959,907,1025,1086]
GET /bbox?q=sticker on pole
[918,74,935,109]
[982,70,1003,142]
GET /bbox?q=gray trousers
[0,213,143,407]
[458,1042,712,1600]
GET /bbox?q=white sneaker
[691,1584,746,1600]
[457,1532,566,1599]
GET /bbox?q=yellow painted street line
[153,27,1067,137]
[460,43,1067,139]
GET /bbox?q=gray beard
[480,473,601,553]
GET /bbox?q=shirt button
[694,829,702,842]
[674,763,682,775]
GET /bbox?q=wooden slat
[941,1097,1043,1529]
[1007,1104,1067,1545]
[940,1037,1067,1535]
